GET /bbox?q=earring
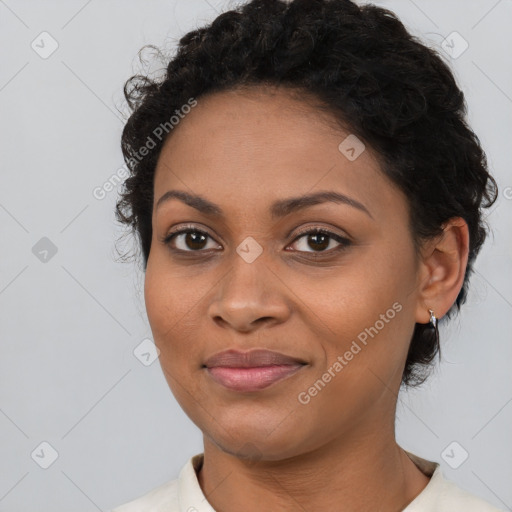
[428,309,437,329]
[428,308,440,350]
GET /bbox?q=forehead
[153,87,405,221]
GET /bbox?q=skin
[144,86,469,511]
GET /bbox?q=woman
[112,0,501,510]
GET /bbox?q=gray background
[0,0,511,510]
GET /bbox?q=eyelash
[162,224,352,256]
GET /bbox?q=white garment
[111,451,504,511]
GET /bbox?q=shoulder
[110,477,179,512]
[431,475,504,511]
[404,458,504,512]
[440,475,504,511]
[109,453,207,512]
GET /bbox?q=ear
[414,217,470,324]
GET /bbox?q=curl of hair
[116,0,498,387]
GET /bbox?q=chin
[205,423,308,462]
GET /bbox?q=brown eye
[164,228,220,252]
[290,229,351,253]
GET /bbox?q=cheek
[144,261,170,341]
[144,256,214,378]
[144,261,209,410]
[144,259,190,356]
[303,243,417,369]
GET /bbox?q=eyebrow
[155,189,373,220]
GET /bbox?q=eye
[163,225,221,252]
[162,224,351,255]
[288,228,351,253]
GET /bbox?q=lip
[204,348,307,368]
[204,349,307,392]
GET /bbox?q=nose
[207,249,291,333]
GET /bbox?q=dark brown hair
[116,0,498,387]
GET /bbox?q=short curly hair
[116,0,498,387]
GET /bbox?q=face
[144,87,423,461]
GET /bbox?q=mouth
[203,349,308,392]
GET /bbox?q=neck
[197,422,430,511]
